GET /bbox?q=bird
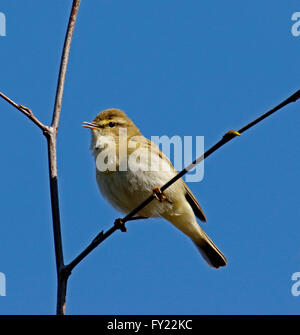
[82,108,227,268]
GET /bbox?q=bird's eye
[108,122,116,128]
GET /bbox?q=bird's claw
[153,187,166,202]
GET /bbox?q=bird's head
[82,108,141,152]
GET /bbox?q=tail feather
[161,206,227,269]
[194,230,227,269]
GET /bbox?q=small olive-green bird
[83,109,227,268]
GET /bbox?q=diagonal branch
[65,89,300,273]
[0,91,48,132]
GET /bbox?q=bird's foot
[153,187,166,202]
[114,218,127,232]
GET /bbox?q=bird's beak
[82,121,99,130]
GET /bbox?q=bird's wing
[144,138,207,222]
[184,184,207,222]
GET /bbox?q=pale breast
[94,138,186,218]
[96,167,185,218]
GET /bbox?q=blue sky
[0,1,300,315]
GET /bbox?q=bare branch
[46,0,81,315]
[1,0,299,315]
[66,227,116,273]
[51,0,81,131]
[66,217,147,272]
[0,91,48,132]
[0,0,81,315]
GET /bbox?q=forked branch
[0,91,48,132]
[0,0,299,315]
[0,0,81,315]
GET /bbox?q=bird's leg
[114,218,127,232]
[152,187,166,202]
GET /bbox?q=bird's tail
[192,229,227,269]
[162,210,227,268]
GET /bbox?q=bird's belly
[96,169,183,217]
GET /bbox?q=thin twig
[65,89,300,272]
[0,91,48,132]
[67,227,117,272]
[51,1,81,131]
[67,217,148,272]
